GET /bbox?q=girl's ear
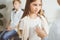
[57,0,60,5]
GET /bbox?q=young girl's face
[13,1,20,10]
[30,0,42,14]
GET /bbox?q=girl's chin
[34,12,38,14]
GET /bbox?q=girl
[20,0,49,40]
[2,0,23,40]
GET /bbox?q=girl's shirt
[10,8,23,31]
[20,15,49,40]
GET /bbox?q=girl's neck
[15,8,19,12]
[29,12,38,19]
[15,9,19,12]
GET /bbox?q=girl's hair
[13,0,21,5]
[39,10,48,22]
[22,0,47,20]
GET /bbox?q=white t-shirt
[20,15,49,40]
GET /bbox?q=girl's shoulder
[40,15,47,22]
[21,16,29,21]
[19,9,23,13]
[38,14,46,19]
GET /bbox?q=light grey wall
[43,0,60,22]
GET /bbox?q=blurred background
[0,0,60,32]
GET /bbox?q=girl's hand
[6,26,12,31]
[35,27,42,35]
[35,27,47,38]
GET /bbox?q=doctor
[48,0,60,40]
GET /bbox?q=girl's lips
[35,9,39,12]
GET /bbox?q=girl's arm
[19,19,29,40]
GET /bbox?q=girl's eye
[39,4,42,6]
[33,4,37,6]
